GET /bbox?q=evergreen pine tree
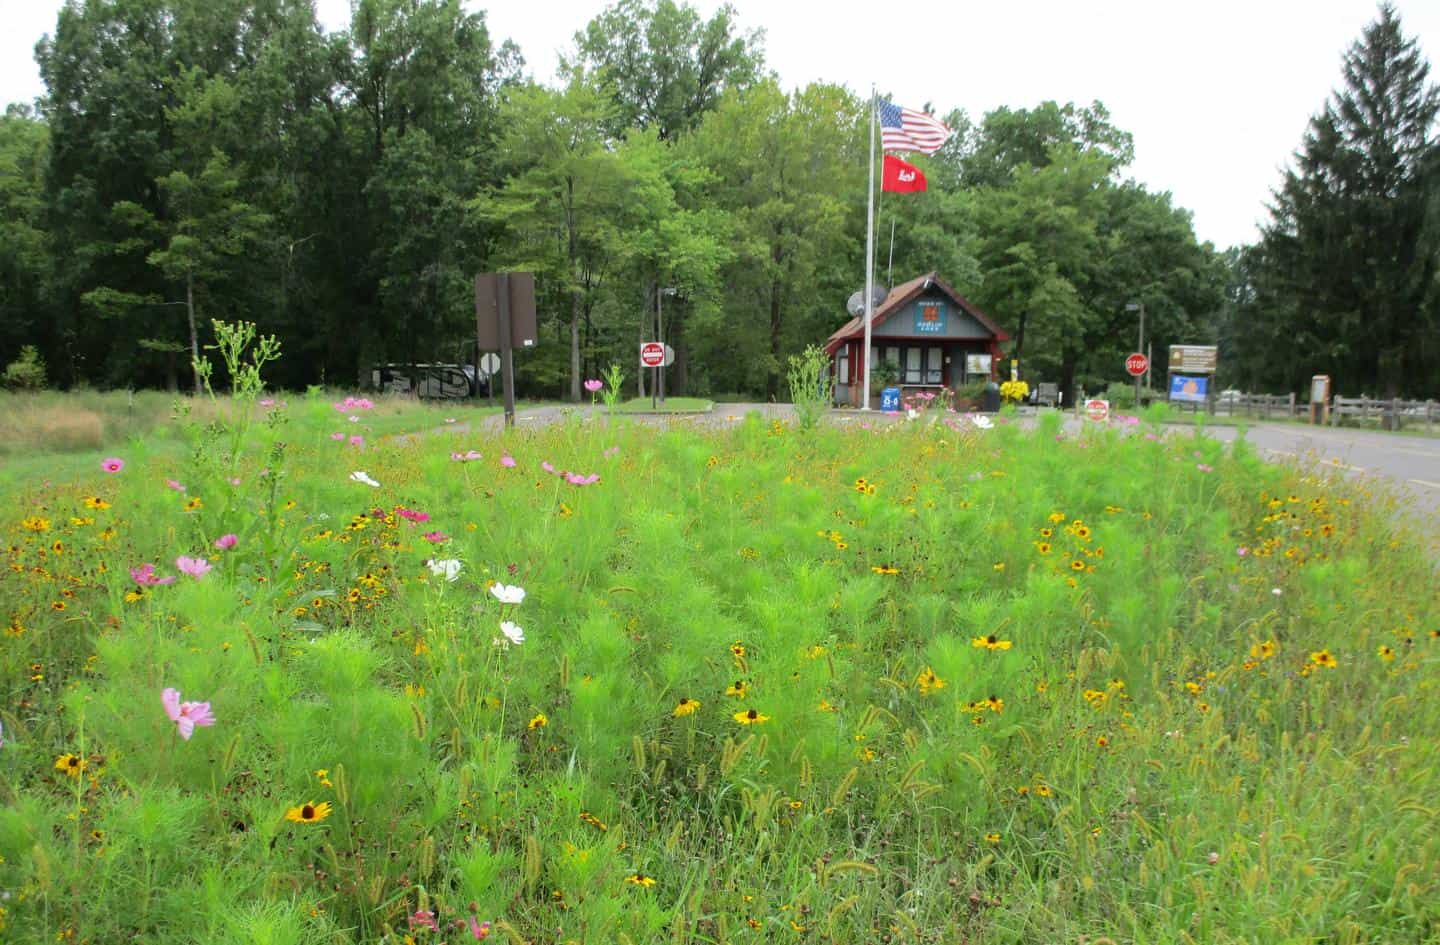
[1259,4,1439,399]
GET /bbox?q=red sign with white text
[640,342,666,367]
[1125,353,1149,377]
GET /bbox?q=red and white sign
[640,342,666,367]
[1084,399,1110,422]
[1125,353,1149,377]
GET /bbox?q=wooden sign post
[476,272,537,428]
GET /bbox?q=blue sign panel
[1169,374,1208,403]
[914,300,947,334]
[880,387,901,412]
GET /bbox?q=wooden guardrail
[1329,396,1437,431]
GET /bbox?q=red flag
[882,154,927,193]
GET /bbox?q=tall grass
[0,401,1435,943]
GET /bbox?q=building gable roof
[824,271,1010,354]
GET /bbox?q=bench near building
[825,272,1010,408]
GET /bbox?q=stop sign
[640,342,665,367]
[1125,352,1149,377]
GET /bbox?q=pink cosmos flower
[423,531,448,543]
[130,563,176,586]
[228,477,241,486]
[500,453,517,468]
[464,917,493,940]
[259,398,276,407]
[395,507,431,524]
[348,435,364,447]
[176,556,213,579]
[162,687,215,740]
[1236,546,1250,557]
[407,910,438,932]
[584,379,604,393]
[1196,463,1214,473]
[334,397,375,412]
[214,533,238,551]
[564,472,600,486]
[101,457,125,473]
[331,431,345,441]
[541,460,558,475]
[166,479,187,492]
[451,450,484,462]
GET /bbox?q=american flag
[878,100,951,154]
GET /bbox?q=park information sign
[914,300,947,334]
[1169,375,1209,403]
[1169,345,1217,374]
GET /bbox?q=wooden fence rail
[1330,396,1437,431]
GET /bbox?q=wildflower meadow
[1,342,1437,943]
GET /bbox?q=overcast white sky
[4,0,1438,250]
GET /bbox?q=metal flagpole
[861,88,876,411]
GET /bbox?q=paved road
[454,404,1439,521]
[1195,421,1440,519]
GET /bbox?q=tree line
[0,0,1432,401]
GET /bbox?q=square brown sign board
[475,272,537,350]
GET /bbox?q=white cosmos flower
[971,415,994,430]
[349,471,381,488]
[426,558,462,582]
[498,620,525,646]
[489,583,526,605]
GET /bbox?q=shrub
[3,345,47,390]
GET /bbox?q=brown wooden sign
[1168,345,1218,374]
[475,272,537,350]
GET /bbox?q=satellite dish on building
[846,285,888,317]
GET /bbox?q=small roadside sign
[1084,399,1110,422]
[1125,353,1149,377]
[479,353,500,375]
[640,342,665,367]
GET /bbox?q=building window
[904,347,923,384]
[927,346,943,384]
[837,346,849,384]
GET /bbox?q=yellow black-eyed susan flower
[1039,527,1053,538]
[528,713,548,730]
[1070,559,1086,571]
[725,680,749,698]
[183,497,203,512]
[915,667,945,694]
[284,801,332,824]
[83,496,111,510]
[1035,542,1052,555]
[672,697,700,717]
[1310,649,1337,669]
[625,873,656,887]
[984,832,1001,844]
[985,695,1004,713]
[1377,645,1396,662]
[55,753,86,778]
[972,634,1012,651]
[870,564,899,575]
[733,708,770,725]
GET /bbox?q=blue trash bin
[880,387,901,412]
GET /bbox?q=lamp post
[657,287,677,408]
[1126,301,1145,408]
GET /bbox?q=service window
[926,347,943,384]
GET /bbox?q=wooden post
[498,272,516,428]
